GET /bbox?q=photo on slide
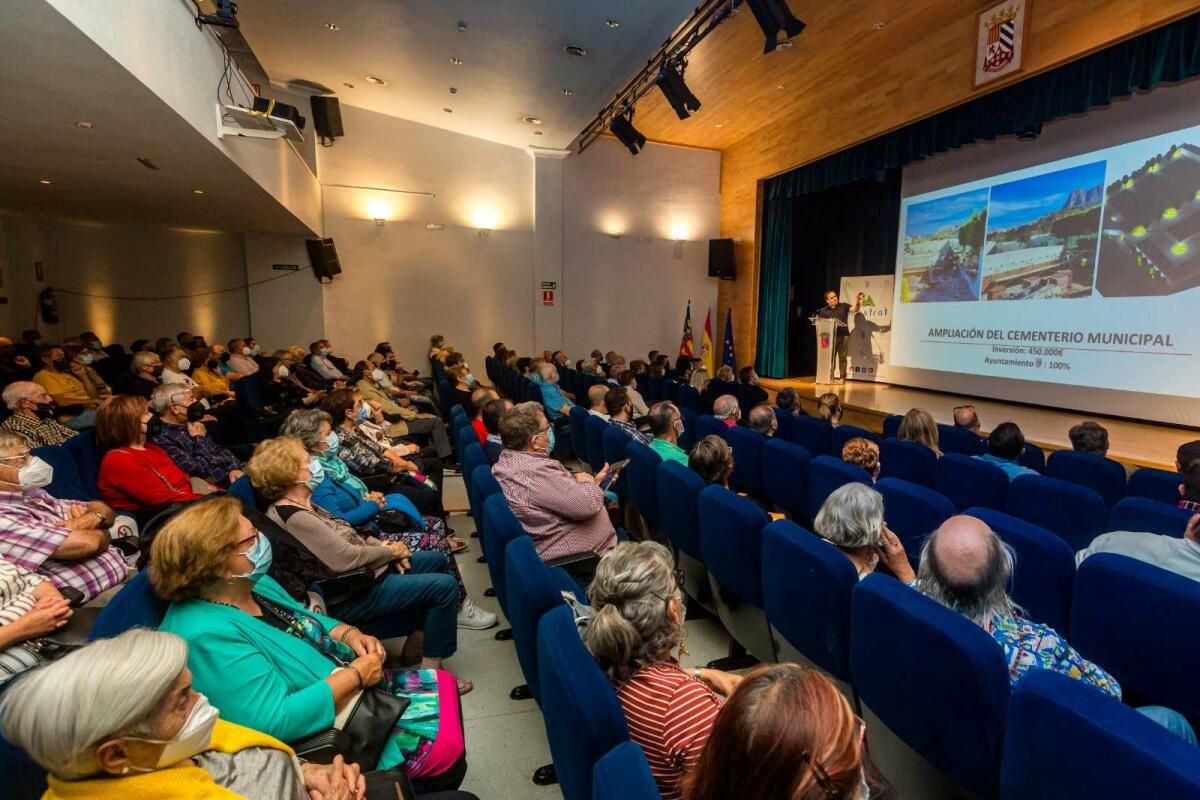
[1096,142,1200,297]
[979,160,1106,301]
[898,188,989,303]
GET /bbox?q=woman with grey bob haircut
[0,628,365,798]
[814,483,916,583]
[278,407,333,451]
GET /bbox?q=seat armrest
[311,569,375,607]
[291,728,350,763]
[544,551,601,573]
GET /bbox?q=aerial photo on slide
[899,187,989,303]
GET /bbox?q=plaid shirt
[610,417,652,445]
[0,413,77,447]
[151,422,241,485]
[0,490,128,602]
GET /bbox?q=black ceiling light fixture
[609,108,646,155]
[742,0,805,53]
[656,60,701,120]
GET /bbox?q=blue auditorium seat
[773,408,797,442]
[656,461,713,612]
[677,383,701,412]
[830,424,879,457]
[450,403,466,419]
[481,492,527,615]
[592,742,661,800]
[788,416,832,457]
[725,426,767,497]
[1001,669,1200,799]
[455,424,477,469]
[537,605,631,800]
[661,379,680,404]
[695,414,726,443]
[698,485,774,661]
[937,424,984,456]
[89,571,166,639]
[1108,496,1193,537]
[762,519,856,699]
[1045,450,1127,509]
[935,453,1008,512]
[1071,553,1200,722]
[228,474,257,508]
[233,373,269,442]
[63,428,100,497]
[1008,474,1107,551]
[677,406,697,452]
[762,438,811,521]
[602,426,633,500]
[461,442,488,516]
[585,413,609,473]
[966,507,1075,633]
[882,414,903,439]
[527,381,544,407]
[875,478,954,563]
[806,455,871,520]
[1128,466,1184,506]
[1018,442,1045,473]
[851,574,1011,799]
[878,439,936,487]
[625,440,662,532]
[32,444,89,500]
[569,405,591,466]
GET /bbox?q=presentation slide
[889,122,1200,401]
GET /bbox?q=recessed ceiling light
[365,75,387,86]
[777,84,786,90]
[776,39,794,49]
[443,107,453,113]
[38,179,51,185]
[533,131,544,136]
[872,21,886,30]
[605,19,620,29]
[561,88,574,96]
[343,82,355,89]
[456,20,468,33]
[714,123,724,128]
[563,45,587,58]
[193,189,205,195]
[522,115,543,125]
[73,121,93,129]
[449,87,458,94]
[449,57,463,65]
[324,22,339,31]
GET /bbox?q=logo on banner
[820,334,831,349]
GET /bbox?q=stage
[759,377,1195,471]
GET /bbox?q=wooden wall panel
[630,0,1200,367]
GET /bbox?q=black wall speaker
[708,238,736,280]
[306,238,343,282]
[311,96,344,141]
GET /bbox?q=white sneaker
[457,598,498,630]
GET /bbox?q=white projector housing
[216,103,304,142]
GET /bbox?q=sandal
[457,678,474,696]
[448,535,469,554]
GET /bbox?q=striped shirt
[0,558,46,685]
[616,661,722,800]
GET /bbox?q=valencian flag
[701,307,714,374]
[721,307,736,369]
[678,300,694,357]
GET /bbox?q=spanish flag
[678,300,694,357]
[701,307,714,374]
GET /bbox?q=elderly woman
[584,542,740,800]
[689,435,734,488]
[96,395,205,511]
[841,437,881,481]
[897,407,941,456]
[245,442,471,668]
[813,483,914,582]
[278,411,493,631]
[151,498,470,784]
[0,558,73,685]
[0,629,367,799]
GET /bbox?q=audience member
[814,483,914,582]
[32,345,98,429]
[354,361,453,462]
[816,393,843,426]
[688,365,709,393]
[62,344,111,403]
[150,498,471,775]
[648,402,689,467]
[585,542,737,800]
[536,362,574,422]
[618,370,650,417]
[747,403,777,437]
[775,387,803,415]
[1176,440,1200,473]
[712,394,740,428]
[953,404,980,432]
[96,395,206,511]
[225,338,259,377]
[468,387,497,444]
[78,331,108,360]
[0,558,73,685]
[0,382,78,446]
[1069,421,1110,457]
[898,408,941,456]
[606,388,651,445]
[112,351,162,399]
[0,630,371,798]
[1178,461,1200,512]
[158,348,196,393]
[841,437,881,481]
[737,366,769,411]
[587,385,610,420]
[916,515,1195,741]
[699,366,734,414]
[445,364,475,412]
[0,337,34,385]
[0,431,127,604]
[149,385,242,488]
[689,435,734,487]
[480,398,511,464]
[1077,490,1200,582]
[974,421,1036,481]
[188,347,231,402]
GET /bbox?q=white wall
[244,232,326,351]
[0,214,249,346]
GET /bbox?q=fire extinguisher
[38,287,59,324]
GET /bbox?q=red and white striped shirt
[616,661,722,800]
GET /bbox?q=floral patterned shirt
[985,612,1121,699]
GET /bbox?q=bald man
[586,385,610,420]
[713,394,741,428]
[952,404,980,432]
[747,403,778,437]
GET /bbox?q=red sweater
[99,444,203,510]
[471,417,488,445]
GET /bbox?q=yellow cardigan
[44,720,294,800]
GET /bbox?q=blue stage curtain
[755,194,793,378]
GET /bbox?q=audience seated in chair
[149,385,243,489]
[606,387,651,445]
[814,483,914,583]
[535,362,574,422]
[158,348,197,395]
[96,395,207,513]
[0,337,35,385]
[111,351,162,400]
[0,629,375,799]
[746,404,777,437]
[224,338,260,378]
[914,515,1195,741]
[584,542,738,800]
[0,382,78,447]
[186,347,232,404]
[775,387,804,417]
[307,340,347,383]
[841,437,880,481]
[699,365,735,414]
[1069,421,1109,457]
[816,393,843,427]
[648,402,689,467]
[0,431,127,604]
[353,361,454,462]
[32,345,98,430]
[1076,495,1200,583]
[62,343,111,404]
[586,385,610,420]
[617,369,650,417]
[953,404,981,432]
[712,395,740,429]
[259,354,322,416]
[480,397,511,465]
[738,366,769,410]
[0,557,75,686]
[897,408,941,456]
[974,422,1037,482]
[465,387,497,446]
[689,435,734,488]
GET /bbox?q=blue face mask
[465,372,474,384]
[305,458,325,490]
[544,426,556,453]
[235,534,272,581]
[355,405,369,424]
[325,431,340,454]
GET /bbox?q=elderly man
[647,401,689,466]
[480,397,512,464]
[1077,488,1200,582]
[225,338,259,376]
[492,402,617,577]
[586,385,610,420]
[953,404,981,432]
[159,348,197,392]
[0,431,128,603]
[0,382,78,447]
[112,351,162,399]
[468,387,498,444]
[713,394,741,428]
[32,345,98,430]
[536,362,574,421]
[149,384,243,488]
[606,387,651,445]
[916,515,1195,740]
[308,340,346,382]
[747,403,778,437]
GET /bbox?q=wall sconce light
[472,207,498,238]
[608,233,623,239]
[426,223,445,231]
[477,228,491,238]
[669,223,689,242]
[374,217,386,226]
[367,199,392,226]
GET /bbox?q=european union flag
[721,307,736,369]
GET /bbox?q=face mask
[176,358,191,372]
[241,347,252,356]
[79,353,94,366]
[537,427,556,454]
[355,405,369,424]
[52,358,68,371]
[185,402,207,423]
[371,368,387,383]
[145,416,163,438]
[5,456,54,490]
[249,345,261,356]
[465,372,475,384]
[233,533,272,581]
[125,694,219,771]
[325,431,340,454]
[276,366,289,378]
[321,347,332,356]
[305,458,325,490]
[32,402,56,420]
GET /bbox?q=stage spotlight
[657,63,701,120]
[609,110,646,155]
[742,0,805,54]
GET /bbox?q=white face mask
[241,347,252,356]
[125,694,219,770]
[0,455,54,491]
[176,358,191,372]
[277,366,290,378]
[371,368,387,383]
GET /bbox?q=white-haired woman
[814,482,915,582]
[583,542,741,800]
[0,628,366,799]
